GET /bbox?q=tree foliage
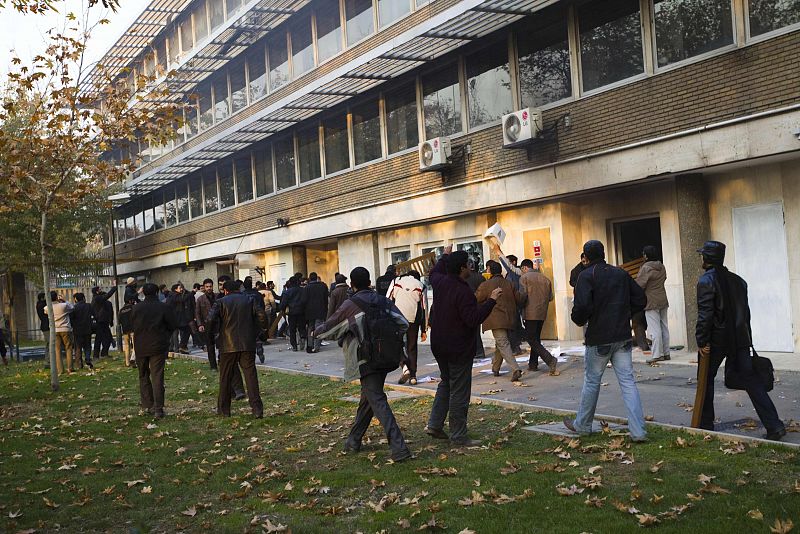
[0,0,120,14]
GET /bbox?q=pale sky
[0,0,145,80]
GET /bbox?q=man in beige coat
[636,245,670,363]
[519,259,560,375]
[476,260,526,382]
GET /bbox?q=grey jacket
[636,260,669,311]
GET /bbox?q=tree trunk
[41,211,58,392]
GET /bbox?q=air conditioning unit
[502,108,543,148]
[419,137,451,171]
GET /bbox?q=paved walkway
[182,337,800,446]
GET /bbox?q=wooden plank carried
[691,351,710,428]
[395,252,437,276]
[621,256,646,278]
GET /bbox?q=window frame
[744,0,800,44]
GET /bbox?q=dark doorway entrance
[613,217,662,265]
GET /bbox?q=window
[125,206,136,239]
[654,0,733,67]
[180,17,193,55]
[153,192,166,230]
[517,10,572,107]
[352,99,382,165]
[297,125,322,183]
[268,33,290,91]
[316,3,343,63]
[579,0,644,92]
[379,0,411,27]
[422,63,462,139]
[198,82,214,131]
[291,15,315,77]
[194,1,209,42]
[254,146,274,196]
[456,241,484,272]
[189,176,203,218]
[227,0,244,16]
[218,163,235,208]
[167,26,180,66]
[323,113,350,174]
[247,47,267,101]
[274,136,297,190]
[230,60,247,113]
[748,0,800,37]
[164,187,177,227]
[114,215,125,243]
[185,100,199,139]
[235,155,254,202]
[385,83,419,154]
[345,0,374,46]
[143,52,156,78]
[390,250,411,264]
[142,195,155,232]
[155,39,167,76]
[209,0,225,31]
[176,182,190,223]
[135,200,145,236]
[202,169,219,213]
[213,74,230,122]
[466,41,512,129]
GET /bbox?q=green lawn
[0,356,797,533]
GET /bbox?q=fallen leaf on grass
[418,515,446,531]
[770,519,794,534]
[611,500,639,514]
[182,506,197,517]
[747,509,764,520]
[397,519,411,529]
[556,484,584,496]
[637,513,660,526]
[101,485,116,495]
[584,495,606,508]
[696,473,715,484]
[140,486,152,494]
[42,497,58,508]
[125,479,146,488]
[588,465,603,475]
[675,436,689,447]
[458,530,477,534]
[458,491,486,507]
[175,447,187,455]
[262,519,288,533]
[414,467,458,477]
[649,461,663,473]
[500,462,520,475]
[650,494,663,504]
[8,510,22,518]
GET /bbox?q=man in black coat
[375,264,396,297]
[131,283,178,418]
[91,285,117,359]
[166,283,195,354]
[207,280,269,418]
[36,292,50,360]
[304,272,329,353]
[281,277,307,352]
[695,241,785,440]
[71,293,95,369]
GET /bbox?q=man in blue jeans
[564,240,648,442]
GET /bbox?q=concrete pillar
[675,174,709,351]
[371,231,381,279]
[291,245,307,277]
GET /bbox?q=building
[94,0,800,353]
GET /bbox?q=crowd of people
[32,235,787,445]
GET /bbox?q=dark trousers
[428,355,472,443]
[402,322,420,376]
[207,334,244,393]
[700,347,784,433]
[524,320,557,368]
[138,353,166,411]
[347,371,408,454]
[288,314,306,350]
[508,311,524,353]
[0,329,7,359]
[206,333,218,369]
[74,333,93,364]
[93,323,113,356]
[632,311,649,350]
[474,329,486,359]
[306,318,324,352]
[217,351,262,416]
[178,326,190,349]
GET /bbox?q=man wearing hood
[636,246,670,363]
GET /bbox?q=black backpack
[118,303,134,334]
[353,296,405,372]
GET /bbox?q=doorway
[613,216,662,265]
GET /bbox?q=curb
[171,352,799,450]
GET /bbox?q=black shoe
[425,426,449,440]
[563,417,577,433]
[253,411,263,419]
[234,393,247,401]
[86,360,94,370]
[528,363,539,371]
[764,427,787,441]
[154,409,165,419]
[343,440,361,453]
[391,448,413,462]
[451,438,482,447]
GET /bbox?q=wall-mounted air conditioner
[419,137,451,171]
[502,108,543,148]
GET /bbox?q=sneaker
[424,426,449,440]
[398,366,410,384]
[764,427,787,441]
[527,362,539,371]
[391,448,413,462]
[511,369,522,382]
[409,377,417,385]
[646,354,671,364]
[563,417,577,433]
[86,360,94,370]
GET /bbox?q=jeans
[700,347,784,433]
[347,371,408,455]
[217,351,262,416]
[574,341,647,440]
[524,319,557,369]
[428,356,473,443]
[122,332,135,365]
[138,353,166,411]
[491,329,520,373]
[645,308,669,358]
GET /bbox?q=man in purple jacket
[426,245,501,446]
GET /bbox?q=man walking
[167,283,194,354]
[46,292,74,374]
[207,280,269,418]
[121,277,139,367]
[496,250,526,356]
[374,264,396,297]
[387,269,428,385]
[315,267,412,461]
[304,272,329,354]
[91,285,117,359]
[71,293,94,370]
[427,246,499,446]
[327,274,350,318]
[281,277,307,352]
[694,241,786,440]
[519,259,559,375]
[637,246,670,363]
[564,240,648,442]
[476,260,525,382]
[195,279,216,368]
[131,283,178,418]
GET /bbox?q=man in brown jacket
[519,259,559,375]
[476,260,525,382]
[636,245,670,363]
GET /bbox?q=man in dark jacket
[166,283,194,354]
[71,293,94,369]
[427,246,499,446]
[374,264,396,297]
[36,292,50,360]
[327,273,350,319]
[466,259,487,359]
[131,283,178,418]
[281,277,307,352]
[304,272,329,353]
[314,267,412,462]
[195,278,217,369]
[121,277,139,367]
[695,241,785,440]
[242,277,267,362]
[91,285,117,359]
[564,240,648,442]
[207,280,269,418]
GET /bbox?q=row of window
[113,0,800,240]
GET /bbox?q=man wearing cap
[564,240,648,442]
[91,285,117,359]
[695,241,786,440]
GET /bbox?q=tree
[0,18,182,391]
[0,0,120,14]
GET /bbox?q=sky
[0,0,145,80]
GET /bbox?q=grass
[0,356,798,534]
